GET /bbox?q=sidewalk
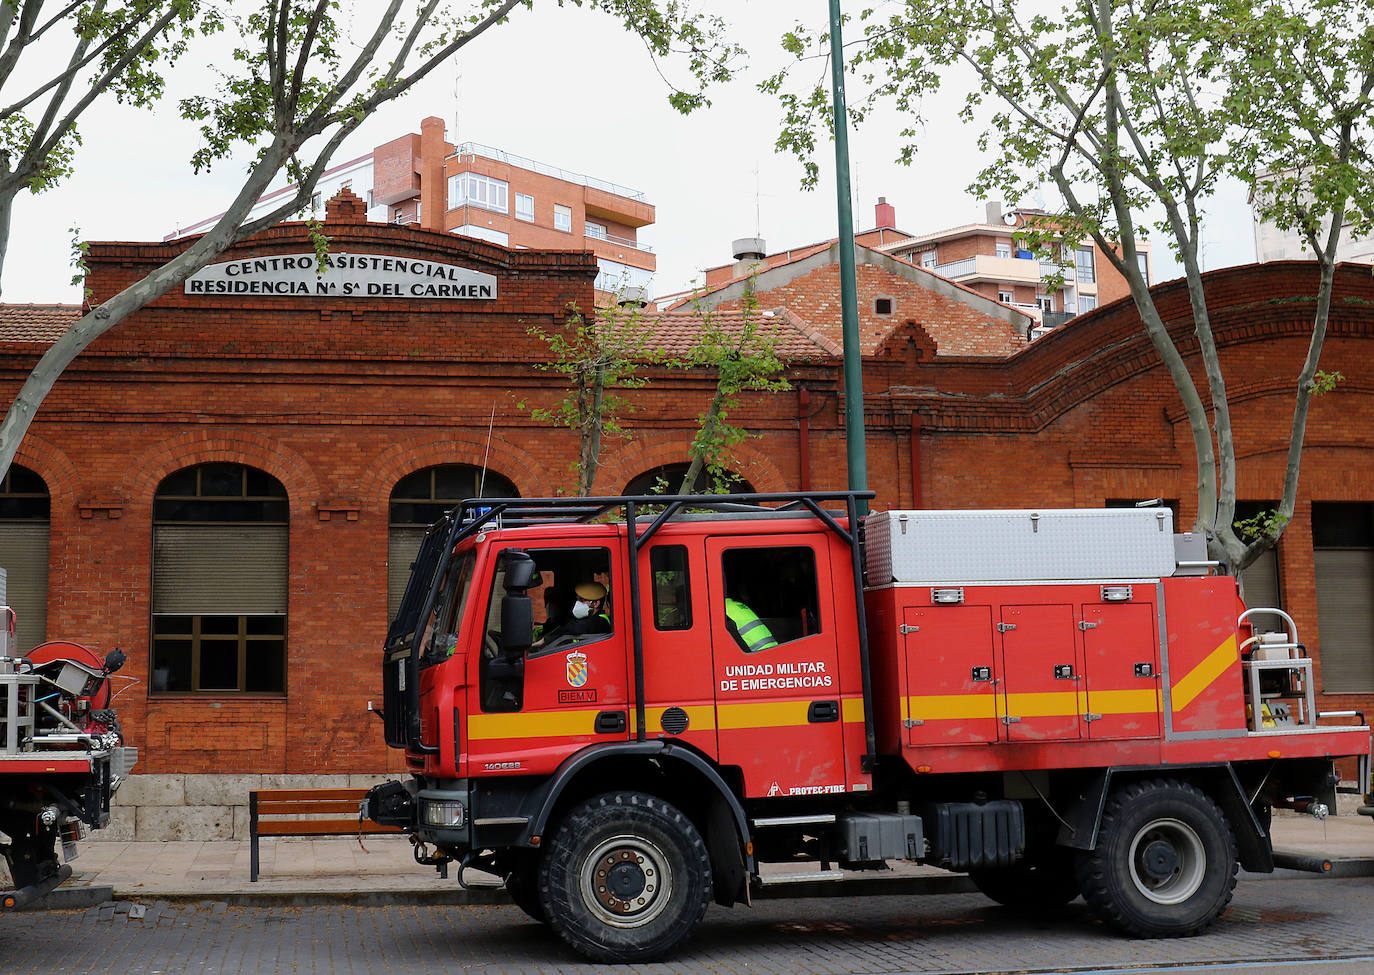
[21,811,1374,908]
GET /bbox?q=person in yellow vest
[725,596,778,653]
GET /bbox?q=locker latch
[1134,662,1155,678]
[1054,664,1076,680]
[997,622,1017,633]
[970,666,993,682]
[1078,620,1098,631]
[1083,712,1102,722]
[903,718,924,728]
[1001,715,1021,725]
[899,624,919,635]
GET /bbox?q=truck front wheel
[540,792,712,963]
[1077,778,1237,938]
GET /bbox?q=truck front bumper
[364,778,473,852]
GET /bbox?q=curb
[12,885,114,911]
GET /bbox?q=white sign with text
[184,253,497,300]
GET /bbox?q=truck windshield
[418,551,476,666]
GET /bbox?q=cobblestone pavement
[3,874,1374,974]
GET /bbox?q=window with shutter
[0,465,50,652]
[388,465,519,621]
[151,464,288,694]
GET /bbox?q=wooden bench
[249,788,402,882]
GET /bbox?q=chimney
[985,201,1004,225]
[732,237,767,278]
[875,197,896,229]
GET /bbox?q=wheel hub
[580,835,671,928]
[1128,816,1207,905]
[1140,839,1179,880]
[606,858,647,899]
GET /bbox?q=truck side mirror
[503,551,540,591]
[501,594,533,653]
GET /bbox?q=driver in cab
[539,581,611,645]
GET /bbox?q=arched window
[151,464,288,694]
[0,465,50,651]
[623,462,755,496]
[388,465,519,618]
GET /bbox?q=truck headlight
[422,799,465,828]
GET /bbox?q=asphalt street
[3,872,1374,975]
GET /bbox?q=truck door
[1080,598,1161,739]
[707,535,846,798]
[634,539,718,759]
[997,603,1083,741]
[901,604,1001,746]
[466,542,630,777]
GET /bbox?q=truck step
[757,870,844,886]
[750,814,837,828]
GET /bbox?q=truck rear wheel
[540,791,711,963]
[1077,778,1237,938]
[970,850,1080,910]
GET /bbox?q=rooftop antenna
[478,403,495,496]
[753,164,761,237]
[452,67,461,144]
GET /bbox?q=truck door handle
[808,700,840,723]
[594,711,626,734]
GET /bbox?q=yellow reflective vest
[725,598,779,653]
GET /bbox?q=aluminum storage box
[864,508,1177,585]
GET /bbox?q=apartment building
[370,117,655,296]
[170,116,656,297]
[878,202,1151,332]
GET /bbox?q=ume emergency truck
[366,492,1371,962]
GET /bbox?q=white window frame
[515,192,535,223]
[921,249,937,268]
[1078,295,1097,313]
[995,241,1011,259]
[997,290,1014,304]
[554,204,572,233]
[585,220,607,241]
[448,172,509,214]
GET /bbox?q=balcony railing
[932,256,977,277]
[450,141,647,202]
[588,229,653,252]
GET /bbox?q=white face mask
[572,600,592,620]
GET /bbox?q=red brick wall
[5,219,1372,777]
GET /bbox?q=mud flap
[705,790,748,907]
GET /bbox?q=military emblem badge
[566,650,588,688]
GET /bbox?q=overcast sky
[0,1,1257,305]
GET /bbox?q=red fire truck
[1,586,136,909]
[365,492,1371,962]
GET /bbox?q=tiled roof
[0,304,80,343]
[638,307,840,360]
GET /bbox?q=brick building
[2,192,1372,834]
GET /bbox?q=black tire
[539,791,711,963]
[1076,778,1238,938]
[504,860,547,924]
[970,850,1080,910]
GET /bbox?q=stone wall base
[89,772,397,842]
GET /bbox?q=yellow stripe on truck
[1171,635,1238,712]
[467,709,603,741]
[905,689,1161,721]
